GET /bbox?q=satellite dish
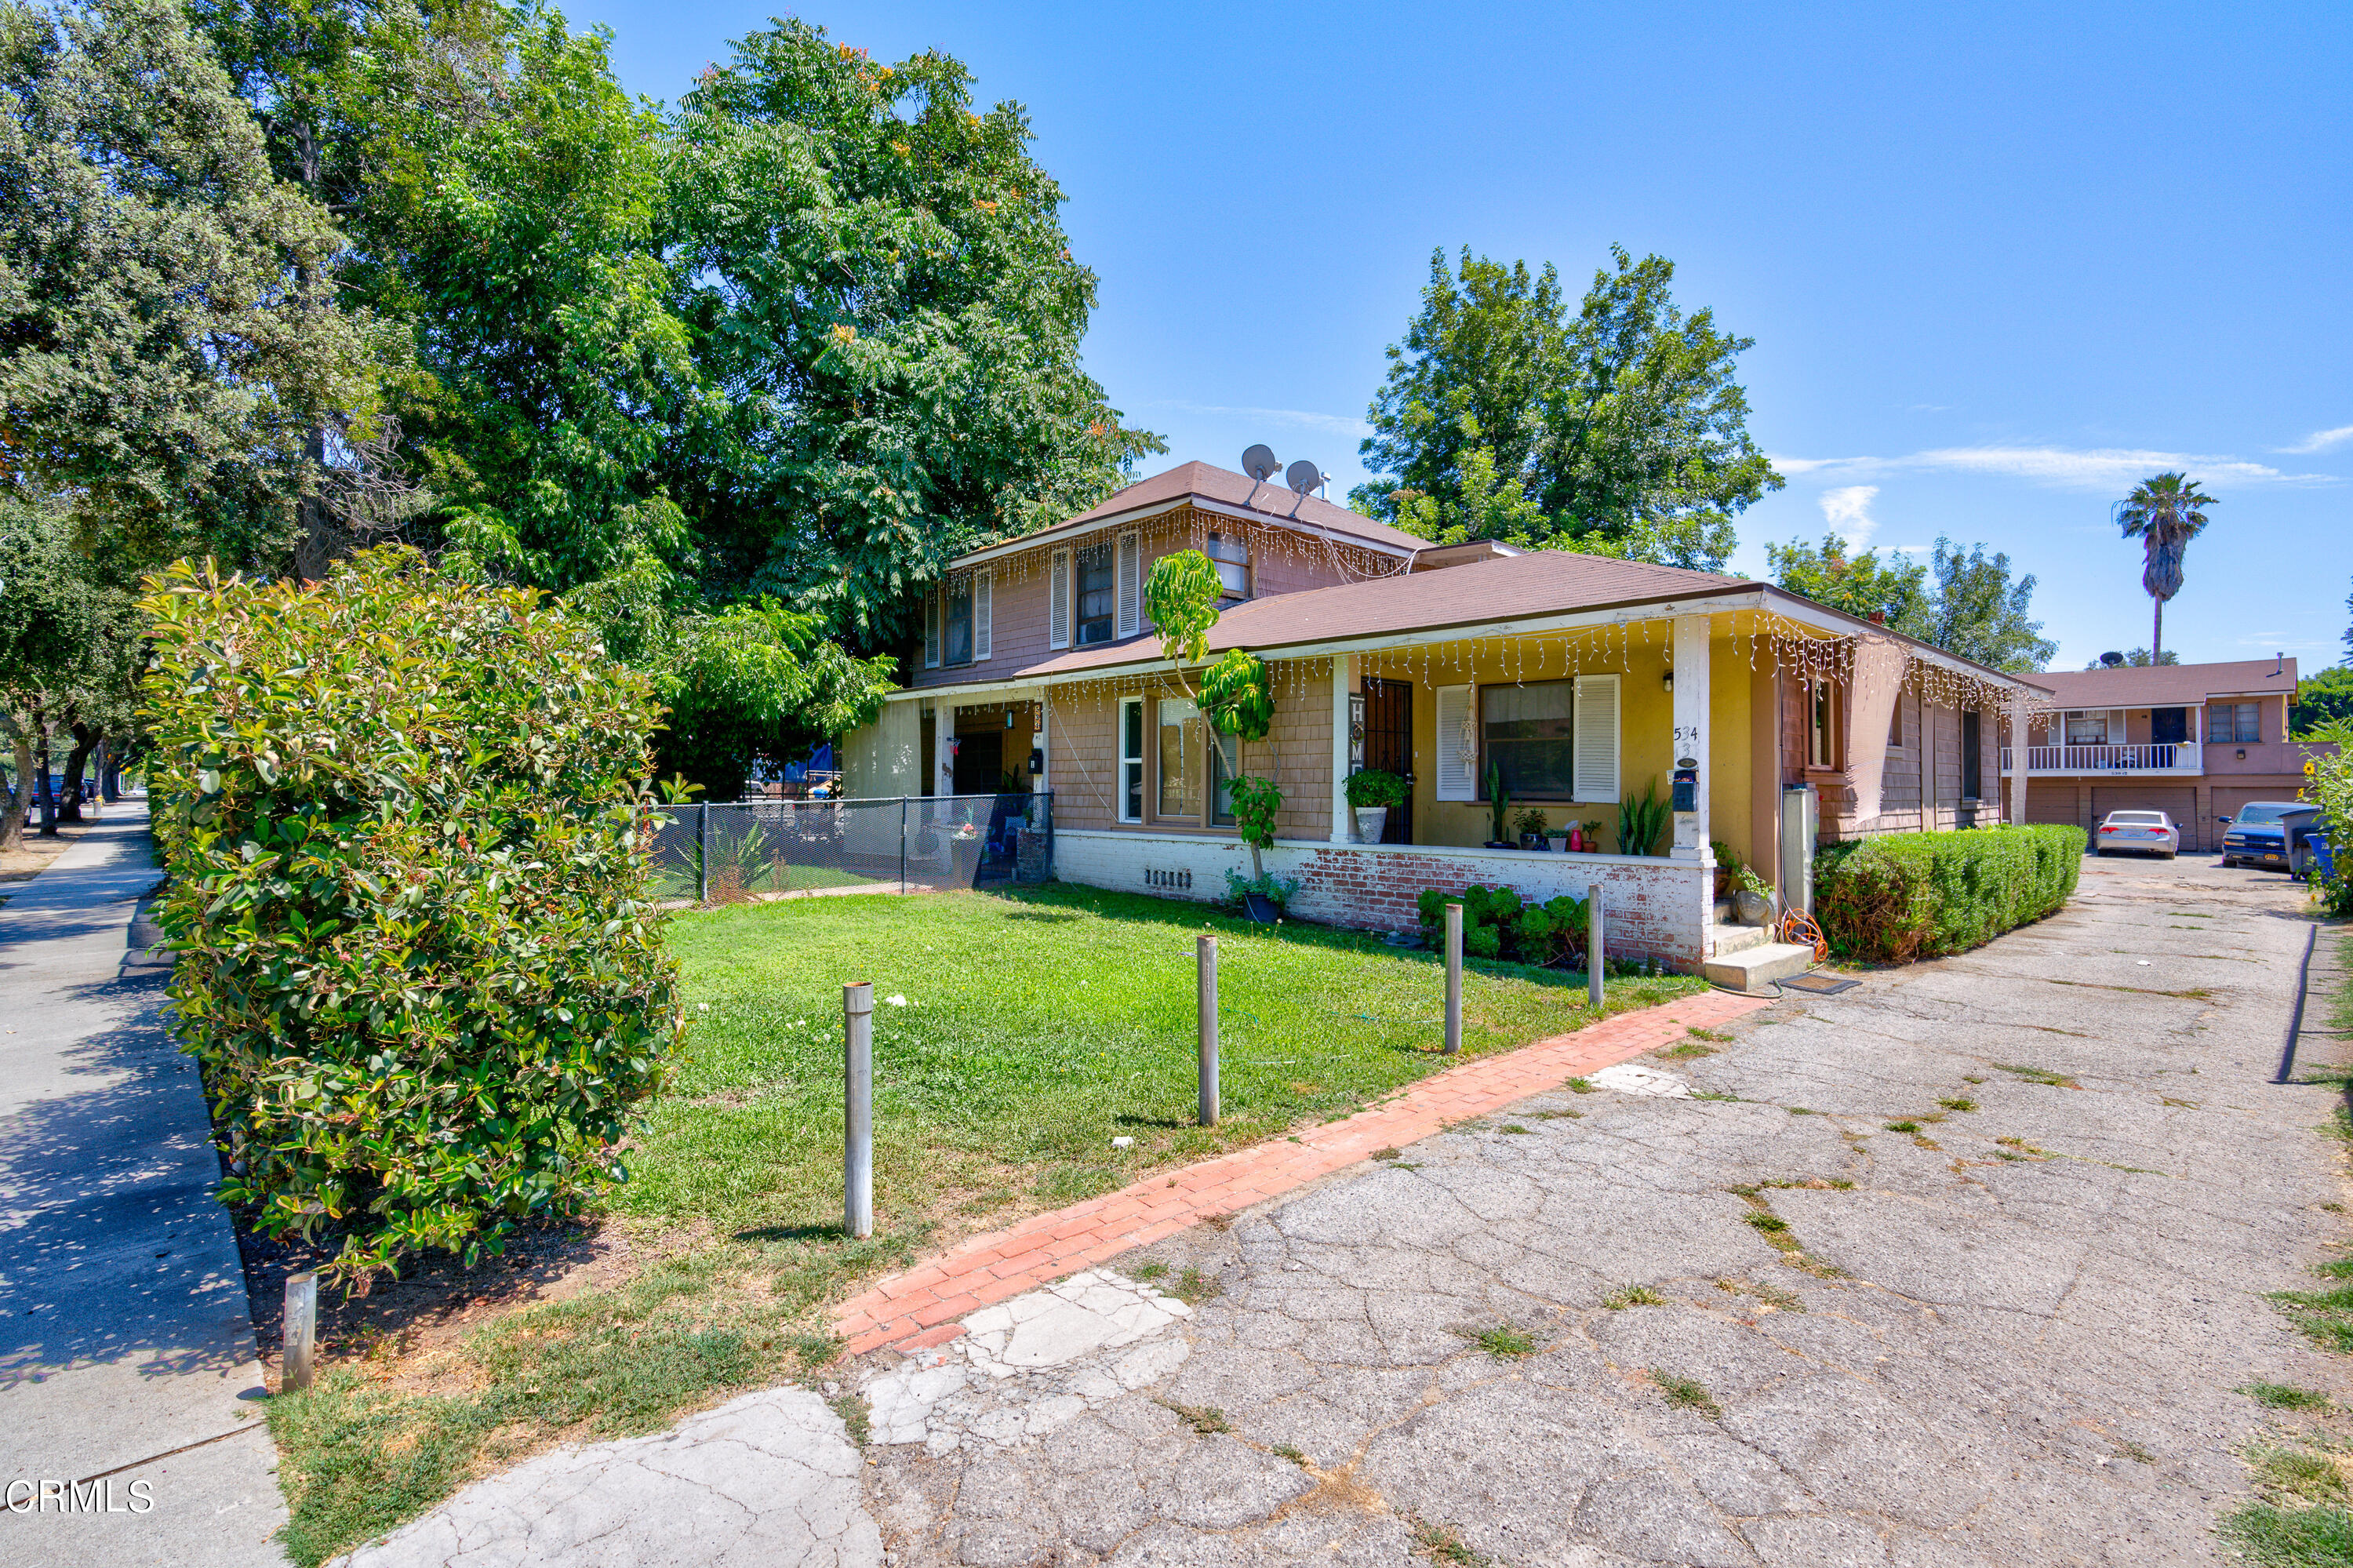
[1241,445,1279,483]
[1285,459,1321,495]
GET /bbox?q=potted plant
[1616,782,1669,857]
[1733,864,1775,926]
[1344,767,1406,844]
[1514,806,1551,853]
[1229,774,1286,922]
[1483,762,1515,849]
[1711,840,1740,900]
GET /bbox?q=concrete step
[1707,922,1770,957]
[1701,942,1817,994]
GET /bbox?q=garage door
[2093,786,2196,849]
[2024,780,2082,826]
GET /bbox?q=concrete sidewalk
[0,805,287,1564]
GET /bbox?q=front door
[2151,707,2188,745]
[951,729,1002,795]
[1960,710,1981,799]
[1362,678,1413,843]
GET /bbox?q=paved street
[0,806,288,1566]
[344,850,2342,1567]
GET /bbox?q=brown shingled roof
[1014,548,1756,678]
[2031,657,2300,707]
[961,460,1431,560]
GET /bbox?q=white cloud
[2280,424,2353,455]
[1817,484,1879,544]
[1771,445,2336,491]
[1147,400,1371,442]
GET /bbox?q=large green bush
[143,549,684,1281]
[1814,824,2086,963]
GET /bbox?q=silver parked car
[2094,809,2179,858]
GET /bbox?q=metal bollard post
[283,1271,317,1392]
[1443,901,1464,1055]
[1587,883,1606,1010]
[697,802,710,904]
[843,981,873,1239]
[1197,935,1220,1126]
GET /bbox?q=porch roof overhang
[885,577,2051,707]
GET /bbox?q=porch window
[2212,702,2260,743]
[2064,711,2110,745]
[1480,682,1576,799]
[1211,730,1238,824]
[1078,551,1116,646]
[1888,697,1904,748]
[1118,698,1144,821]
[1807,680,1840,769]
[1158,697,1204,820]
[1206,532,1250,598]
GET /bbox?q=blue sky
[581,0,2351,673]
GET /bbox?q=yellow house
[836,461,2049,972]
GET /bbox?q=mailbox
[1028,748,1045,776]
[1671,766,1698,813]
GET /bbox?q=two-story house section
[838,459,2049,970]
[2005,657,2329,852]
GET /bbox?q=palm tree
[2111,472,2217,663]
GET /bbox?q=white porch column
[1329,655,1358,842]
[2009,692,2031,829]
[1671,614,1711,861]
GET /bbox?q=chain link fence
[649,793,1054,905]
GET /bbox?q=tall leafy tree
[1920,540,2054,672]
[1762,532,1930,633]
[0,0,376,570]
[2111,471,2215,663]
[663,19,1161,641]
[1769,532,2053,672]
[0,497,144,846]
[1354,246,1779,569]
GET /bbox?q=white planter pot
[1353,806,1389,844]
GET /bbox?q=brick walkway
[833,987,1774,1355]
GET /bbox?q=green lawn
[627,881,1697,1237]
[265,881,1699,1563]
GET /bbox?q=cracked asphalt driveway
[865,854,2340,1567]
[344,853,2344,1566]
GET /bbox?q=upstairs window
[2213,702,2261,743]
[1077,551,1115,646]
[1205,532,1251,598]
[2064,711,2111,746]
[943,579,973,667]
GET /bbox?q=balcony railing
[1998,742,2202,775]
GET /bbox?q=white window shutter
[973,570,992,662]
[1049,549,1070,649]
[1435,683,1476,802]
[1116,531,1140,638]
[922,588,940,670]
[1573,674,1620,803]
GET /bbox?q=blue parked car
[2220,801,2320,871]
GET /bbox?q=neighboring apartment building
[837,460,2049,969]
[2010,657,2333,851]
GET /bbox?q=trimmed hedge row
[144,549,683,1282]
[1814,824,2086,964]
